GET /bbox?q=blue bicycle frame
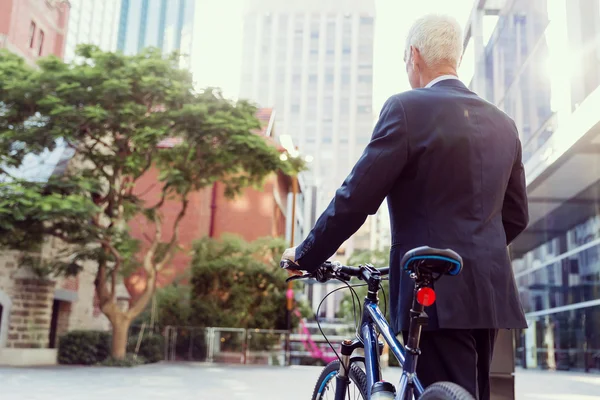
[333,267,430,400]
[361,299,425,399]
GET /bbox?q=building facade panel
[467,0,600,373]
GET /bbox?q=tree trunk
[111,315,131,359]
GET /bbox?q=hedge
[58,330,163,366]
[57,331,111,365]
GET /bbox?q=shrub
[58,330,111,365]
[98,354,146,367]
[128,333,164,363]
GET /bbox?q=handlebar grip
[338,265,361,275]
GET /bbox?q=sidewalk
[0,362,598,399]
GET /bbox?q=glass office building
[64,0,121,62]
[116,0,196,68]
[465,0,600,373]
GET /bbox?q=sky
[191,0,476,114]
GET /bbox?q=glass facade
[513,215,600,372]
[64,0,121,62]
[470,0,600,373]
[117,0,194,61]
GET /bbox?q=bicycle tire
[419,382,475,400]
[311,360,368,400]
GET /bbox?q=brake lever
[285,274,312,283]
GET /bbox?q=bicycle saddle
[401,246,463,276]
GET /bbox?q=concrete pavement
[0,363,598,400]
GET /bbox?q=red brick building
[126,109,299,298]
[0,0,70,65]
[0,1,113,366]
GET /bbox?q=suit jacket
[295,79,529,332]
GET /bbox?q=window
[37,30,44,56]
[360,16,374,25]
[357,105,371,114]
[29,21,36,48]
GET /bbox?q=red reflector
[416,287,436,306]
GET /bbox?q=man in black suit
[281,14,528,400]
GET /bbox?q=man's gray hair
[405,14,464,68]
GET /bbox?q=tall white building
[240,0,376,220]
[240,0,376,318]
[64,0,121,61]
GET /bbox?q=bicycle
[282,246,475,400]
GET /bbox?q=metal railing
[163,326,289,365]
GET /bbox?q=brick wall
[0,0,69,64]
[125,168,295,300]
[212,178,278,240]
[126,167,212,299]
[6,278,54,349]
[0,249,108,353]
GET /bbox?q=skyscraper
[116,0,196,67]
[239,0,376,224]
[240,0,376,318]
[64,0,121,62]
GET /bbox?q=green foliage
[189,235,304,330]
[0,45,298,278]
[98,354,146,367]
[133,284,191,329]
[127,333,164,363]
[57,330,111,365]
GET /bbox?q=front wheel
[420,382,475,400]
[311,360,368,400]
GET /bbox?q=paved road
[0,363,598,400]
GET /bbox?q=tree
[0,46,297,358]
[189,235,307,330]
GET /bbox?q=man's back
[284,14,528,400]
[387,79,528,332]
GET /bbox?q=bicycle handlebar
[281,260,389,283]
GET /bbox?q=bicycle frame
[334,278,428,400]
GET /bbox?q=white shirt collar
[425,75,459,88]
